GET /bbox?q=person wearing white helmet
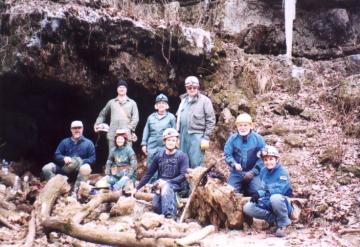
[176,76,216,169]
[243,145,298,238]
[135,128,189,220]
[141,94,176,180]
[105,129,137,191]
[42,120,96,195]
[224,113,266,196]
[94,79,139,155]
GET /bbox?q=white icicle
[283,0,297,58]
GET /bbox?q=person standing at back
[141,94,176,178]
[176,76,216,168]
[94,79,139,157]
[224,113,266,196]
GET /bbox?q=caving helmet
[257,145,280,159]
[115,128,128,140]
[162,128,179,140]
[96,123,110,132]
[155,94,169,103]
[235,113,253,124]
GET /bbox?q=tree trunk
[42,217,177,247]
[33,174,70,235]
[73,190,121,223]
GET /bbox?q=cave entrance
[0,74,181,176]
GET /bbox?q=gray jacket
[176,92,216,140]
[95,97,139,140]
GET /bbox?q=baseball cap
[71,120,83,128]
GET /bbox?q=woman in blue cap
[141,94,176,181]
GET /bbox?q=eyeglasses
[186,86,198,90]
[71,127,83,129]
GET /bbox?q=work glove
[200,139,210,151]
[243,171,255,182]
[250,192,260,203]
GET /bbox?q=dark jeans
[152,182,177,218]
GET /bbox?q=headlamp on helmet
[155,94,169,103]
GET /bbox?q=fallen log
[0,214,19,230]
[42,217,177,247]
[0,197,16,210]
[0,207,24,226]
[73,190,121,224]
[338,228,360,234]
[34,174,70,221]
[33,174,70,236]
[23,210,36,247]
[187,167,246,228]
[176,225,216,246]
[110,196,135,216]
[179,163,215,223]
[134,191,154,201]
[186,167,307,229]
[134,222,187,239]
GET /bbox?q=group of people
[41,76,297,237]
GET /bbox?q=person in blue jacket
[42,120,96,192]
[135,128,189,220]
[224,113,265,196]
[243,145,297,238]
[141,94,176,171]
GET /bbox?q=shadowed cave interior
[0,74,181,175]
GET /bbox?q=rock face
[0,0,360,172]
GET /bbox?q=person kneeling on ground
[243,145,299,237]
[134,128,189,220]
[42,120,96,194]
[105,129,137,191]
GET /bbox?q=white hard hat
[257,145,280,158]
[162,128,179,140]
[97,123,110,132]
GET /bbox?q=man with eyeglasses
[176,76,216,170]
[42,120,96,193]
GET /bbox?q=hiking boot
[267,222,277,233]
[165,213,175,220]
[275,227,286,238]
[290,202,301,222]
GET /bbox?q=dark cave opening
[0,74,181,176]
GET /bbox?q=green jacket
[95,96,139,140]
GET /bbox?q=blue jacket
[141,112,176,153]
[257,163,293,198]
[224,130,265,174]
[54,136,96,166]
[136,149,189,191]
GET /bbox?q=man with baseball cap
[42,120,96,195]
[176,76,215,169]
[94,79,139,155]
